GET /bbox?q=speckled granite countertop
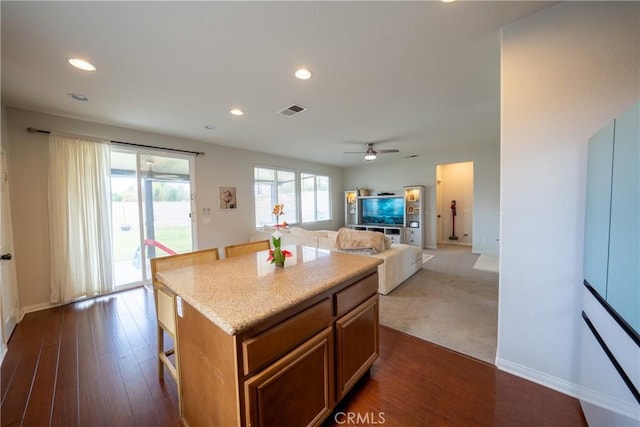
[155,245,382,336]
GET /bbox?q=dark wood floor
[2,287,586,427]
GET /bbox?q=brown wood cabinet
[335,295,379,401]
[244,327,334,427]
[175,270,379,427]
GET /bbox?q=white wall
[499,1,639,395]
[4,107,344,311]
[344,144,499,254]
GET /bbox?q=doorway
[110,149,195,288]
[436,161,474,246]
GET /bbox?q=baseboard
[21,301,59,316]
[496,357,581,399]
[578,383,640,421]
[3,312,19,339]
[19,287,146,318]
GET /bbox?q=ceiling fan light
[364,153,376,161]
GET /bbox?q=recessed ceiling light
[204,124,216,130]
[68,58,96,71]
[67,93,89,101]
[441,0,456,3]
[230,109,244,116]
[295,68,312,80]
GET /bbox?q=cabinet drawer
[243,298,332,376]
[405,228,418,237]
[334,273,378,318]
[388,234,401,244]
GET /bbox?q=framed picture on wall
[219,186,237,210]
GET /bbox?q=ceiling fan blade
[377,149,400,153]
[343,151,367,154]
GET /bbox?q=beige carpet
[379,244,498,364]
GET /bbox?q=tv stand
[349,224,404,244]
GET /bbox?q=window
[254,167,331,227]
[301,173,330,223]
[254,167,298,227]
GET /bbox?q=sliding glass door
[110,149,194,288]
[111,151,142,286]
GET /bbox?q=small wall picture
[407,206,415,214]
[219,186,237,210]
[414,208,420,215]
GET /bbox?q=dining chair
[224,239,271,258]
[150,247,220,416]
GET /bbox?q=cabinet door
[583,121,615,297]
[405,228,420,246]
[244,327,333,427]
[607,102,639,331]
[335,295,379,401]
[345,191,358,225]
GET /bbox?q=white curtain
[48,133,113,303]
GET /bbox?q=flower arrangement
[272,203,285,227]
[268,203,292,266]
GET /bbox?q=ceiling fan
[344,143,399,161]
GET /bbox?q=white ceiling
[1,1,556,167]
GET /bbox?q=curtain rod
[27,127,205,157]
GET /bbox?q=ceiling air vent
[279,104,307,116]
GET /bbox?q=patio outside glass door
[111,149,194,288]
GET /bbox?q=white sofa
[249,227,423,295]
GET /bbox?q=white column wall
[499,1,639,394]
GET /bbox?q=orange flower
[272,203,285,217]
[272,203,287,229]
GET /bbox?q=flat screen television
[360,197,404,225]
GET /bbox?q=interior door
[1,151,20,349]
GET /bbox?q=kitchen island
[156,245,383,427]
